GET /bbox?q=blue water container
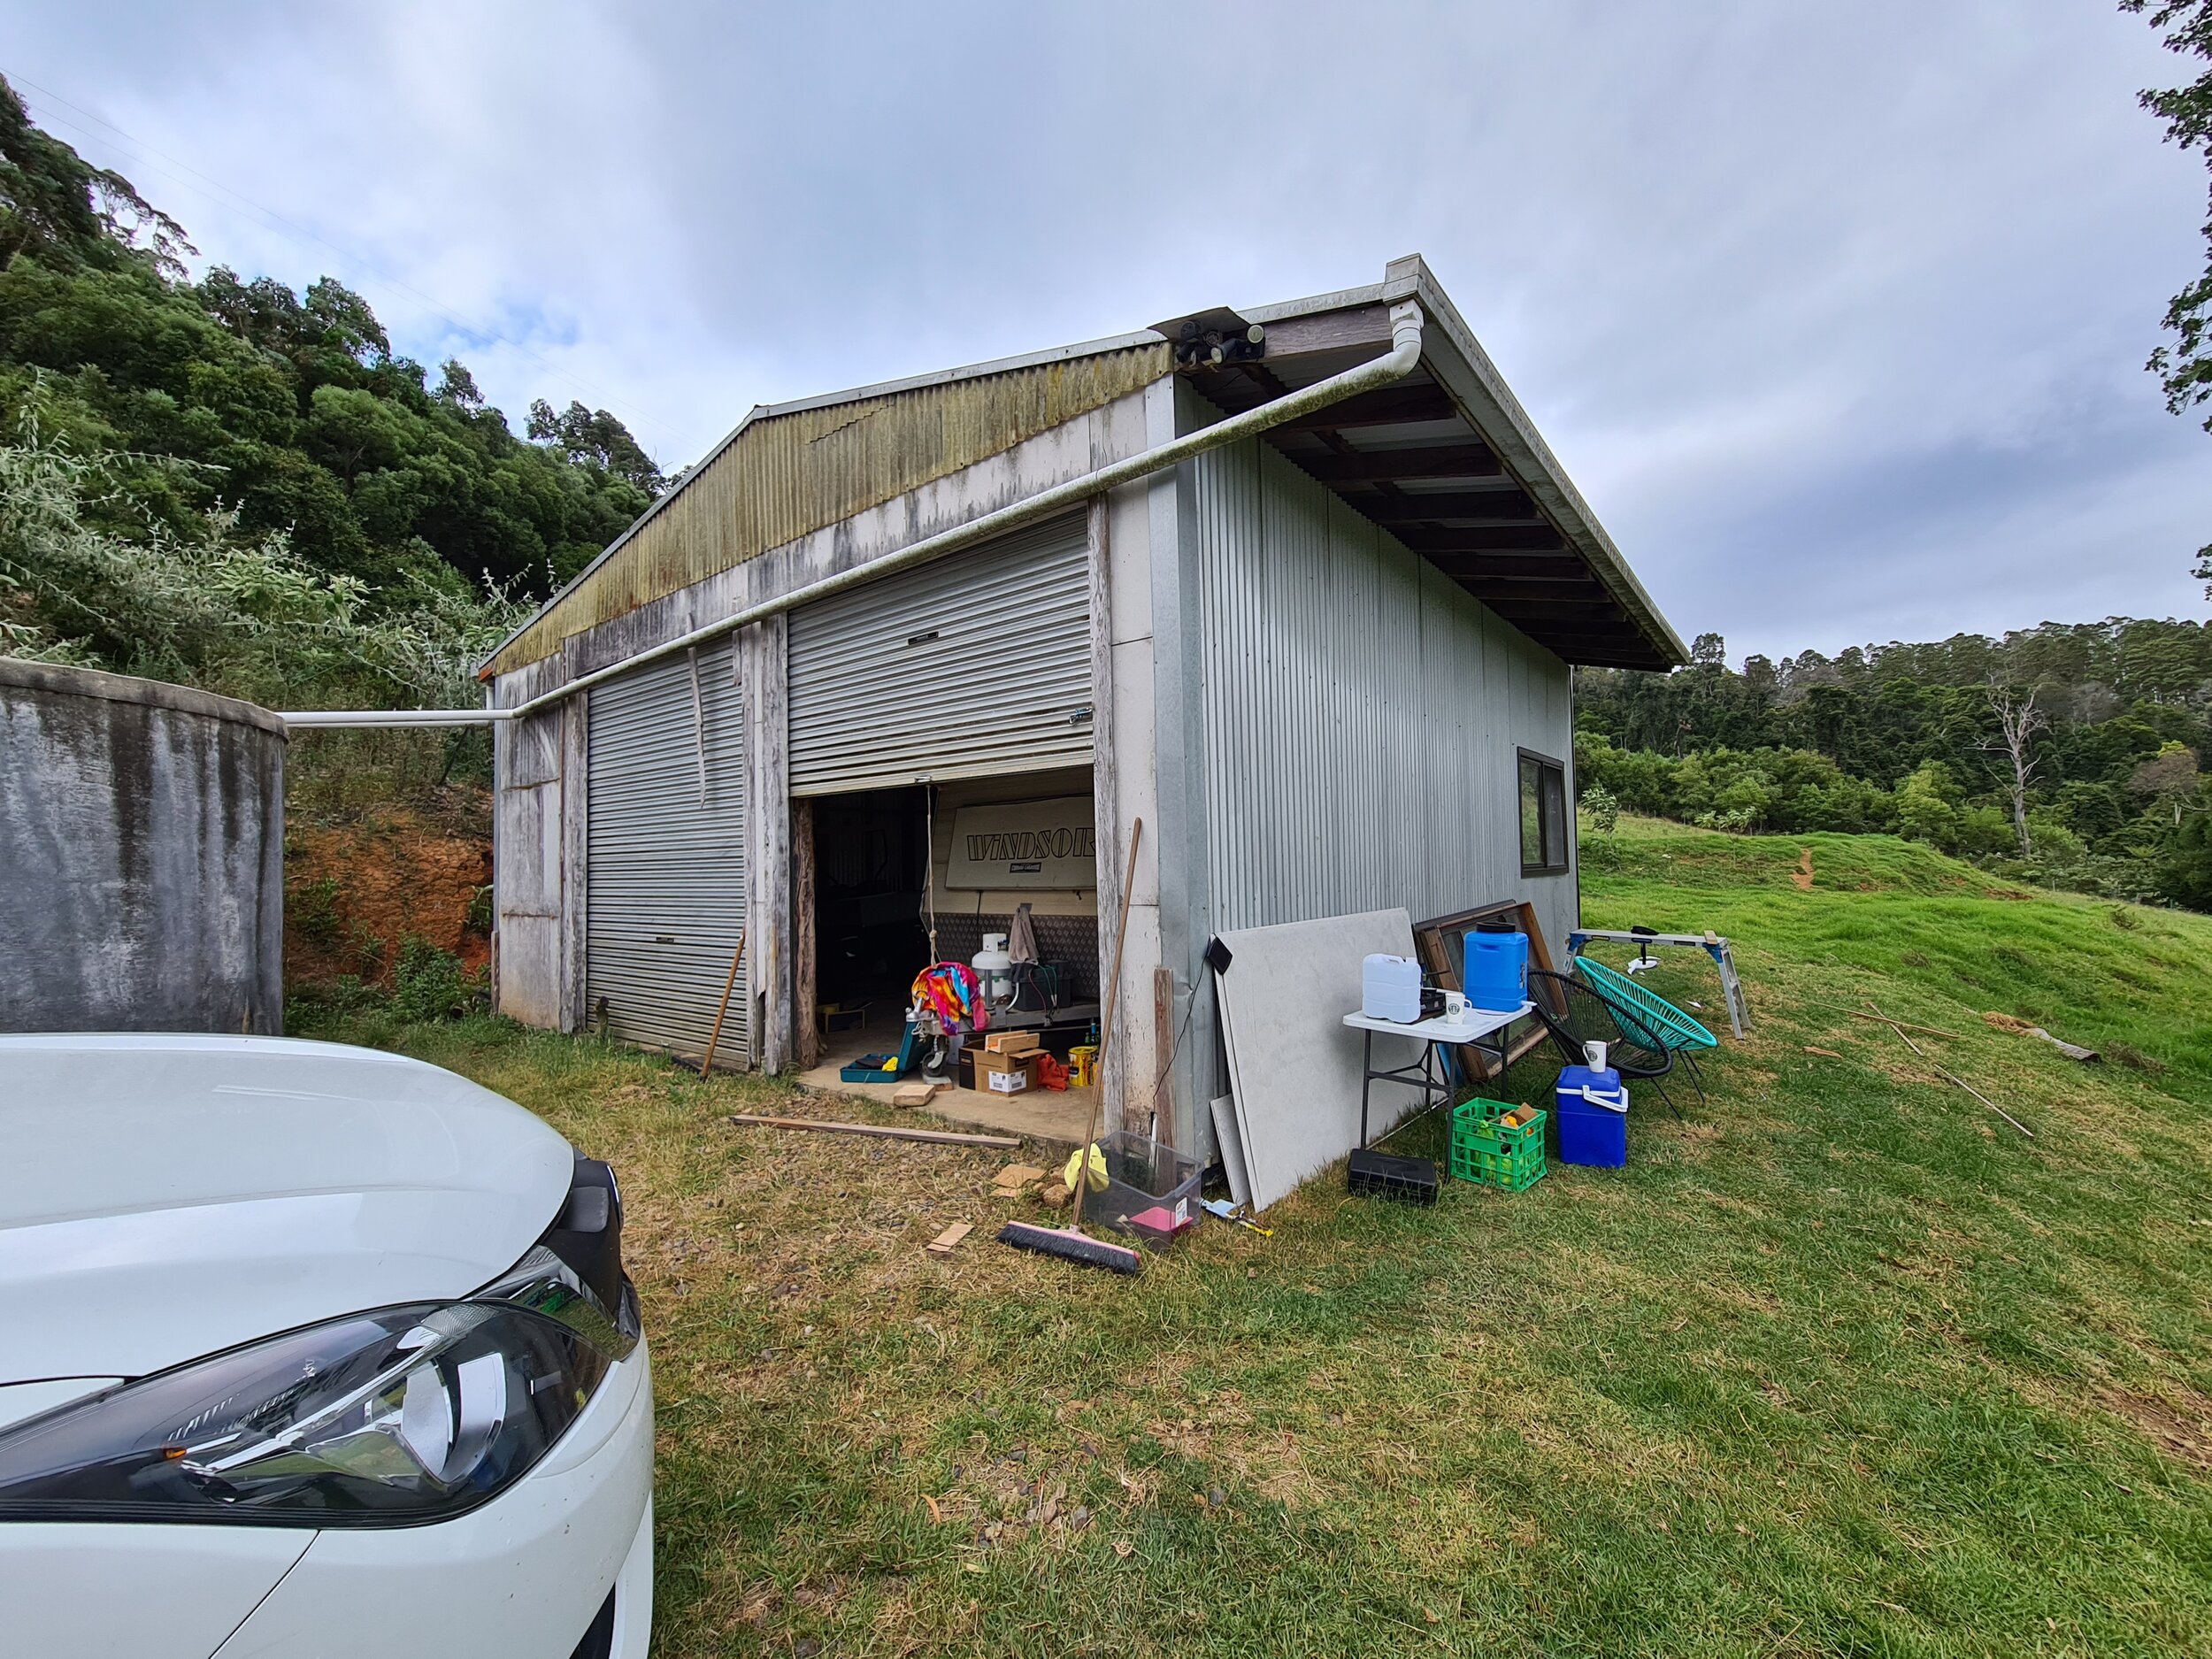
[1463,926,1530,1012]
[1555,1064,1629,1167]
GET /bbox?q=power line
[9,70,681,459]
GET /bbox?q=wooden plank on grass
[726,1114,1019,1149]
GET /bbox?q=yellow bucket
[1069,1044,1098,1087]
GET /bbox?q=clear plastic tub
[1081,1129,1201,1248]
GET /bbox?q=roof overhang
[1184,255,1686,672]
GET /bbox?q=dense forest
[0,73,659,730]
[1574,619,2212,908]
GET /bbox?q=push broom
[996,818,1144,1276]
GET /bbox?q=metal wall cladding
[490,345,1170,678]
[586,640,749,1061]
[787,514,1094,795]
[1190,435,1577,953]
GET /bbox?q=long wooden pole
[1868,1002,1926,1059]
[1932,1068,2036,1139]
[1807,1003,1963,1041]
[726,1113,1018,1149]
[700,928,746,1076]
[1865,1002,2034,1140]
[1078,817,1142,1230]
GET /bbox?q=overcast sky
[5,1,2208,661]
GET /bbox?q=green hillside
[1584,818,2212,1087]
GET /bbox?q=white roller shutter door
[787,513,1092,795]
[585,641,748,1061]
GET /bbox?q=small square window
[1518,749,1569,875]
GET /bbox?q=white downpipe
[495,301,1427,719]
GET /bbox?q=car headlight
[0,1248,636,1528]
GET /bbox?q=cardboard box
[984,1030,1041,1056]
[975,1048,1036,1094]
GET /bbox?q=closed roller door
[586,641,748,1061]
[787,513,1092,795]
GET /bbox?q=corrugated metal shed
[488,344,1171,678]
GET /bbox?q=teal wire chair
[1571,956,1717,1102]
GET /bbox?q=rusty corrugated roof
[486,342,1171,677]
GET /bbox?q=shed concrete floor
[797,1028,1093,1145]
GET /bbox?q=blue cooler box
[1555,1064,1629,1166]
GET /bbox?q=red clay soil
[286,806,492,987]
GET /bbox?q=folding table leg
[1359,1029,1374,1148]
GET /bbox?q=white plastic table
[1342,1002,1532,1149]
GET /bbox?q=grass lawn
[303,827,2212,1656]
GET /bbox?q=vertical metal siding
[585,641,749,1059]
[1191,439,1575,938]
[786,514,1093,795]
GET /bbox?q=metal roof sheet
[484,343,1171,676]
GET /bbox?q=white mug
[1444,991,1468,1018]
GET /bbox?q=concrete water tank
[1,659,285,1033]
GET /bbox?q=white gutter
[490,300,1425,720]
[279,707,512,728]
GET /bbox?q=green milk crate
[1450,1100,1547,1192]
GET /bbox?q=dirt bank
[285,796,492,987]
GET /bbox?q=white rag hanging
[1007,902,1039,964]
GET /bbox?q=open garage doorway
[795,767,1102,1141]
[803,786,931,1046]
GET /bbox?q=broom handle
[1078,818,1141,1229]
[700,928,746,1076]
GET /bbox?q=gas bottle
[971,933,1014,1009]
